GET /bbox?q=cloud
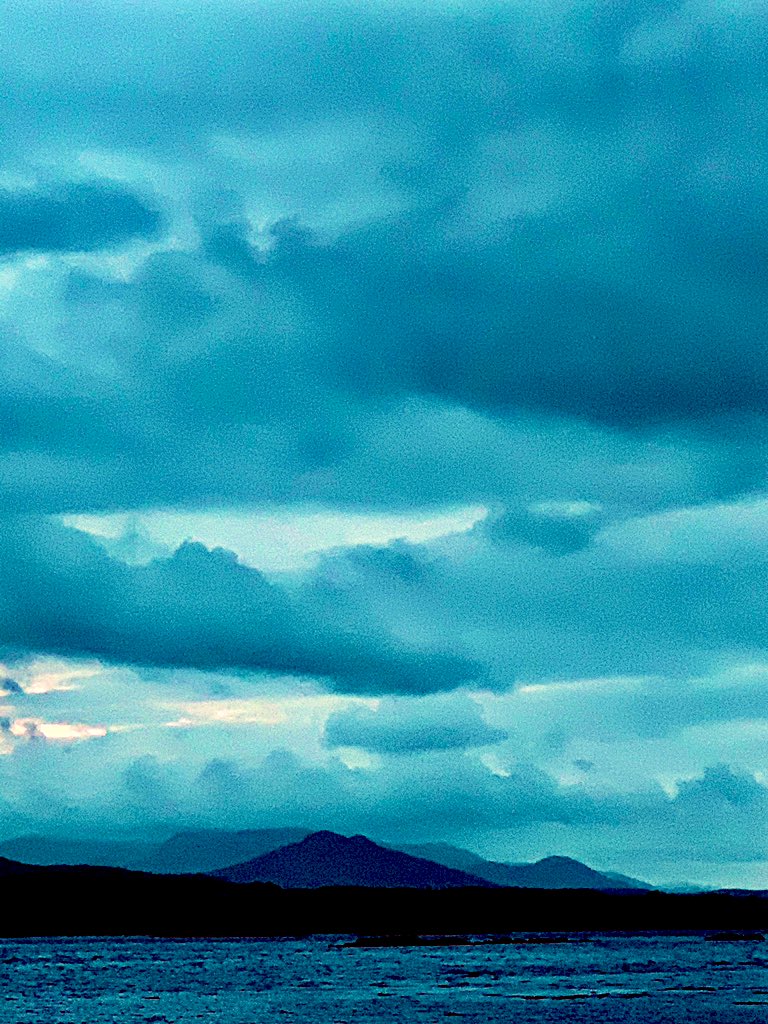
[162,697,289,729]
[484,501,605,555]
[494,664,768,745]
[676,763,767,810]
[0,518,478,694]
[303,495,768,689]
[0,677,24,696]
[0,182,161,255]
[9,718,108,743]
[324,693,507,754]
[0,738,625,840]
[0,1,767,532]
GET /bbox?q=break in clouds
[1,0,767,885]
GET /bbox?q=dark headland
[1,856,766,938]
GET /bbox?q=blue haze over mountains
[0,829,651,890]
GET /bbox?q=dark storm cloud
[304,511,768,688]
[324,694,508,754]
[0,1,766,527]
[0,245,721,518]
[234,208,768,428]
[179,750,644,836]
[0,518,477,694]
[0,182,161,255]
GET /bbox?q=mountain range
[395,842,648,889]
[0,828,650,890]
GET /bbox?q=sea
[0,932,766,1023]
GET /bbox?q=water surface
[1,932,766,1023]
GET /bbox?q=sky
[0,0,767,888]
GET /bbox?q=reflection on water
[0,932,765,1023]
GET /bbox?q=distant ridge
[139,827,313,874]
[395,843,651,890]
[602,869,654,891]
[503,855,649,890]
[212,830,497,888]
[0,836,152,870]
[0,828,313,875]
[0,829,650,888]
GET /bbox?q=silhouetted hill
[504,855,649,890]
[716,888,768,898]
[0,855,41,878]
[396,844,650,889]
[138,827,312,874]
[0,855,765,937]
[212,830,497,888]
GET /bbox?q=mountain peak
[536,856,588,866]
[213,831,496,889]
[394,843,650,890]
[303,830,350,842]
